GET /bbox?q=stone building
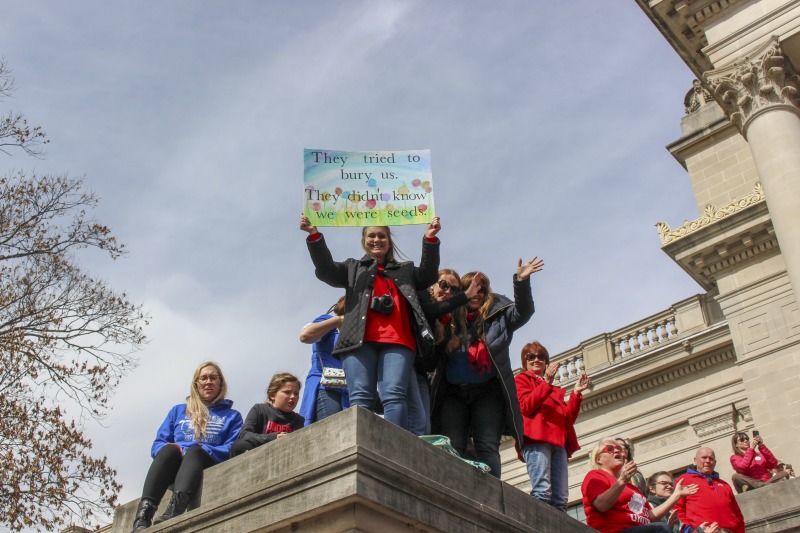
[501,0,800,521]
[99,1,800,531]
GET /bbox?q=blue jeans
[407,369,431,436]
[522,442,569,510]
[437,378,505,477]
[315,387,343,421]
[342,342,414,430]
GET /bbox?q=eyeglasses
[525,352,548,362]
[196,375,220,384]
[656,481,674,487]
[599,444,624,455]
[437,280,461,293]
[737,436,750,442]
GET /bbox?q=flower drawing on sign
[365,199,377,209]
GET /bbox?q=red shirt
[363,265,416,351]
[582,469,652,533]
[674,472,744,533]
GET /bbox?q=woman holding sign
[299,214,440,431]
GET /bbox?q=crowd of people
[128,220,793,532]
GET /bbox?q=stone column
[705,36,800,299]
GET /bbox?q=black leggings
[141,445,216,502]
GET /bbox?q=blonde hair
[186,361,228,441]
[589,437,619,470]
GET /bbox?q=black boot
[153,491,192,525]
[131,498,157,531]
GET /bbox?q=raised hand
[465,272,483,298]
[300,214,318,235]
[425,216,441,238]
[574,373,590,394]
[544,362,560,384]
[517,256,544,280]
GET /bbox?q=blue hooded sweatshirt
[151,399,243,463]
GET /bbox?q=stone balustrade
[610,309,678,361]
[548,293,724,376]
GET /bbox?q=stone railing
[610,309,678,361]
[548,293,724,382]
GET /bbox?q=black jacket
[307,233,440,358]
[430,275,534,454]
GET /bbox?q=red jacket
[730,444,778,481]
[674,470,744,533]
[515,370,582,457]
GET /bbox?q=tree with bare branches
[0,58,147,531]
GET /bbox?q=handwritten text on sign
[303,149,434,227]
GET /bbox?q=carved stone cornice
[580,348,735,413]
[656,183,765,245]
[704,37,800,134]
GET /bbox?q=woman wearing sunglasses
[429,259,543,478]
[515,341,589,510]
[300,215,440,431]
[407,270,482,435]
[729,431,789,493]
[582,438,698,532]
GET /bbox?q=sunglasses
[196,375,220,384]
[737,436,750,442]
[525,352,548,362]
[437,280,461,293]
[599,444,624,455]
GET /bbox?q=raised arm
[301,214,349,287]
[299,315,343,344]
[414,217,441,289]
[648,478,698,521]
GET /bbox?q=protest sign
[303,149,434,226]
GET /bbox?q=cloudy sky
[1,0,703,523]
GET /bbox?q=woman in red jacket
[515,341,589,510]
[729,432,789,493]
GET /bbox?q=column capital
[704,36,800,135]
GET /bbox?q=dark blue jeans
[438,378,505,477]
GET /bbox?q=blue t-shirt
[445,350,496,385]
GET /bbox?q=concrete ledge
[113,407,590,532]
[738,476,800,533]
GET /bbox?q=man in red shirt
[674,447,745,533]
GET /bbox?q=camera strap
[374,265,394,297]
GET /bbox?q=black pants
[141,445,216,502]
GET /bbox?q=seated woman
[616,437,647,495]
[131,362,243,531]
[646,471,682,532]
[231,373,305,456]
[581,437,697,533]
[298,297,350,425]
[430,260,543,478]
[515,341,589,511]
[729,432,789,493]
